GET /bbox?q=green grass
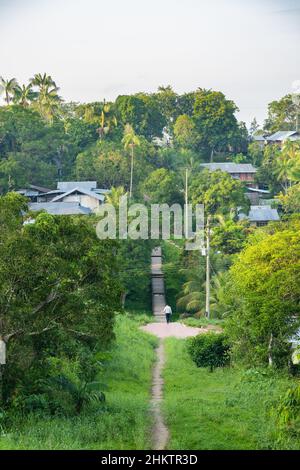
[181,316,224,329]
[163,338,299,450]
[0,313,157,450]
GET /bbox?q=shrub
[187,333,230,371]
[271,384,300,448]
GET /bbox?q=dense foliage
[187,333,230,371]
[0,192,121,409]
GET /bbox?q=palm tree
[97,101,117,139]
[0,77,18,104]
[43,375,105,414]
[274,141,300,192]
[30,73,56,90]
[13,83,37,107]
[106,186,127,208]
[30,73,62,123]
[122,124,140,198]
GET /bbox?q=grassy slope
[0,314,157,450]
[163,338,299,450]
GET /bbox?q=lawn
[0,313,157,450]
[163,337,299,450]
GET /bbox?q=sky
[0,0,299,126]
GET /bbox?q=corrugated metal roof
[267,131,299,142]
[239,205,280,222]
[253,135,266,141]
[52,188,105,202]
[29,202,92,215]
[246,187,270,194]
[57,181,97,191]
[200,163,257,173]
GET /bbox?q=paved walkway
[141,321,204,339]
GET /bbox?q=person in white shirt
[163,304,172,324]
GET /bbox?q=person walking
[163,304,172,324]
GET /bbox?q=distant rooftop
[57,181,97,191]
[239,205,280,223]
[29,202,92,215]
[267,131,300,142]
[200,162,257,173]
[52,187,105,202]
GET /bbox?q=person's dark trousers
[166,313,171,323]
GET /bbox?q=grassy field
[0,314,157,450]
[163,338,299,450]
[181,317,224,329]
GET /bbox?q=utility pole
[129,145,134,199]
[205,215,211,319]
[185,168,188,238]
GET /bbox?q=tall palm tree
[13,83,37,107]
[0,77,18,104]
[30,73,56,90]
[97,101,117,139]
[275,141,300,192]
[122,124,140,198]
[30,73,62,123]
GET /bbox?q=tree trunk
[121,292,127,309]
[268,332,273,367]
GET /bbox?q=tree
[224,218,300,367]
[173,114,196,149]
[115,94,164,140]
[30,73,62,123]
[192,89,246,159]
[248,141,264,166]
[122,124,141,198]
[249,117,260,136]
[0,77,18,104]
[274,141,300,193]
[153,85,179,129]
[190,169,249,217]
[0,193,121,403]
[140,168,183,205]
[13,84,37,107]
[279,183,300,213]
[96,102,117,140]
[211,217,251,255]
[264,94,299,133]
[190,169,249,318]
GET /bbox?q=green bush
[273,384,300,446]
[187,333,230,371]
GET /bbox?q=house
[29,202,92,216]
[17,184,52,202]
[51,187,105,211]
[238,205,280,227]
[200,162,257,187]
[245,187,270,205]
[252,134,267,149]
[20,181,109,215]
[266,130,300,145]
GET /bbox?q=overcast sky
[0,0,299,126]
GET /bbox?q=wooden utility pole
[205,215,211,319]
[185,168,188,238]
[129,145,134,199]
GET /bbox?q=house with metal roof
[29,202,92,216]
[19,181,109,214]
[266,130,300,144]
[200,162,257,186]
[51,187,105,211]
[238,205,280,227]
